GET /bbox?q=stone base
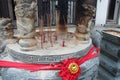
[19,38,37,51]
[102,30,120,45]
[100,54,120,76]
[0,55,99,80]
[0,38,99,80]
[6,39,92,63]
[99,67,120,80]
[100,39,120,58]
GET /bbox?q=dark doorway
[108,0,116,20]
[0,0,10,18]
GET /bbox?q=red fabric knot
[59,58,81,80]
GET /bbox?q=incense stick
[49,12,53,47]
[55,10,60,41]
[47,14,50,39]
[39,18,44,48]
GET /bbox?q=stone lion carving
[0,18,14,39]
[75,2,95,43]
[0,18,15,53]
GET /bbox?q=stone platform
[6,39,92,63]
[0,38,99,80]
[98,29,120,80]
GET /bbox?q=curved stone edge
[7,44,92,63]
[0,57,99,80]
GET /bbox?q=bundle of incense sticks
[49,13,53,47]
[47,13,53,47]
[39,18,44,48]
[39,13,53,48]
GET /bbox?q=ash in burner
[104,30,120,37]
[35,31,75,49]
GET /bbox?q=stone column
[75,0,95,43]
[14,0,37,50]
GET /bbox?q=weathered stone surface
[102,30,120,45]
[0,56,99,80]
[0,38,99,80]
[100,50,119,62]
[6,40,92,63]
[100,39,120,58]
[0,18,14,39]
[75,0,95,42]
[90,28,102,47]
[14,0,37,38]
[14,0,37,50]
[99,54,120,76]
[19,39,37,51]
[0,18,16,53]
[99,67,120,80]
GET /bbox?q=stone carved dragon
[14,0,36,38]
[14,0,37,50]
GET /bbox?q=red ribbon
[0,46,100,80]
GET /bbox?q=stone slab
[99,67,120,80]
[0,56,99,80]
[102,30,120,45]
[100,50,119,62]
[99,54,120,76]
[100,39,120,58]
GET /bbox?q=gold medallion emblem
[68,63,79,74]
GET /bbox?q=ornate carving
[14,0,37,50]
[75,1,95,42]
[0,18,14,39]
[0,18,15,53]
[14,0,36,38]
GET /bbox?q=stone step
[100,39,120,58]
[101,50,119,62]
[99,67,120,80]
[99,54,120,76]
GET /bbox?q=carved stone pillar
[14,0,37,50]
